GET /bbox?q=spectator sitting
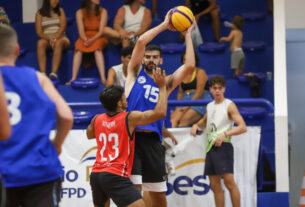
[114,0,152,48]
[66,0,121,85]
[185,0,220,42]
[171,52,211,128]
[220,16,245,79]
[106,46,133,87]
[35,0,70,80]
[0,7,9,25]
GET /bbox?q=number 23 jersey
[92,112,135,178]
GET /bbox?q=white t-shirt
[111,64,126,87]
[123,5,145,32]
[206,98,234,142]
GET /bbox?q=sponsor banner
[58,127,260,207]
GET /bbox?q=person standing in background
[191,75,247,207]
[220,16,245,79]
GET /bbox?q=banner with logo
[58,127,261,207]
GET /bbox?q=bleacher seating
[71,78,100,89]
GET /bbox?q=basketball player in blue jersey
[0,73,11,140]
[0,24,73,207]
[124,10,196,207]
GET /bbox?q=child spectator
[106,46,133,87]
[0,7,9,25]
[35,0,70,79]
[114,0,152,47]
[220,16,245,79]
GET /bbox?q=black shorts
[204,142,234,175]
[131,132,166,183]
[90,172,141,207]
[1,179,5,207]
[5,178,61,207]
[191,0,211,15]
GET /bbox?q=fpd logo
[79,146,97,181]
[61,147,97,199]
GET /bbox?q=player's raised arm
[128,68,167,131]
[37,72,73,154]
[125,10,173,97]
[0,73,11,140]
[166,22,195,94]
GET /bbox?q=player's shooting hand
[163,9,176,31]
[214,133,225,147]
[153,67,166,87]
[182,19,196,36]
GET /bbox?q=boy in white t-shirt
[191,75,247,207]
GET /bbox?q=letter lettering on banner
[193,175,210,195]
[174,176,193,195]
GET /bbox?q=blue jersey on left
[127,69,165,141]
[0,65,63,187]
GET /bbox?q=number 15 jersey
[92,112,135,178]
[126,69,165,141]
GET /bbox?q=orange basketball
[169,6,194,32]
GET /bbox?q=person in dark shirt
[185,0,220,41]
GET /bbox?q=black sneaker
[49,73,58,80]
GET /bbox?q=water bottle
[223,21,233,28]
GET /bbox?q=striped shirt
[41,15,61,38]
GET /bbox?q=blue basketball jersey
[0,65,63,187]
[127,69,164,141]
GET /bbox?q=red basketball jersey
[92,112,135,177]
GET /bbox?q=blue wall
[286,29,305,207]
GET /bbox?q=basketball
[169,6,194,32]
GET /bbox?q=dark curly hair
[99,85,124,112]
[209,75,226,87]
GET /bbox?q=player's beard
[144,62,160,73]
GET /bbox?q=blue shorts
[180,91,211,116]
